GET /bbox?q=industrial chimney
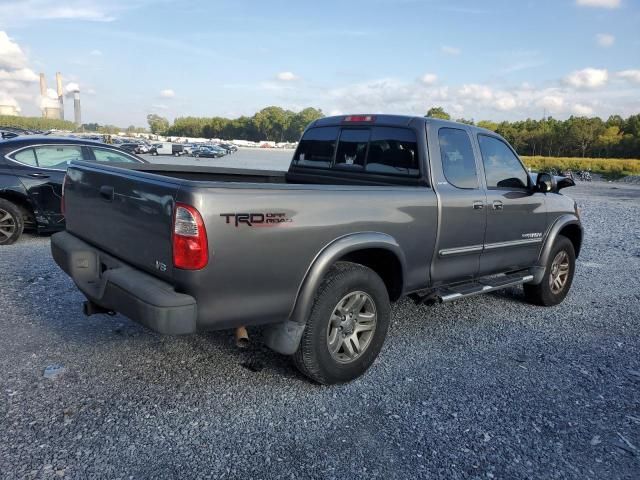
[56,72,64,121]
[73,92,81,126]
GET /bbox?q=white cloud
[160,88,175,98]
[617,69,640,83]
[0,0,126,26]
[564,68,608,88]
[90,49,102,56]
[494,93,517,111]
[0,31,28,70]
[595,33,615,47]
[572,103,594,115]
[151,103,168,110]
[441,45,461,56]
[576,0,620,8]
[0,67,38,82]
[420,73,438,85]
[459,84,493,101]
[65,82,80,95]
[537,95,565,112]
[276,71,300,81]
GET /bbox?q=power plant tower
[39,73,46,98]
[56,72,64,121]
[39,72,62,119]
[73,92,81,126]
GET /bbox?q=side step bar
[413,272,534,305]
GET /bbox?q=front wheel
[524,236,576,306]
[0,199,25,245]
[293,262,391,384]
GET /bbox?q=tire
[524,235,575,306]
[293,262,391,384]
[0,199,25,245]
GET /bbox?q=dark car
[0,136,147,245]
[192,145,226,158]
[119,143,143,154]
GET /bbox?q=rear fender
[264,232,406,355]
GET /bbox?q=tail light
[172,203,208,270]
[61,173,68,215]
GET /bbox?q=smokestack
[56,72,64,121]
[73,92,81,126]
[39,73,47,117]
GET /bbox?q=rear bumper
[51,231,197,335]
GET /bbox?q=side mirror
[536,173,556,193]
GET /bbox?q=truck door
[475,134,547,274]
[428,125,487,285]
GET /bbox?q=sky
[1,0,639,127]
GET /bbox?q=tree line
[148,106,325,143]
[426,107,640,159]
[3,106,639,159]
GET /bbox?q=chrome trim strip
[439,244,484,257]
[484,238,543,250]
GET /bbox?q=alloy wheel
[326,291,377,363]
[0,208,17,241]
[549,250,570,294]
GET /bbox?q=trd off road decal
[220,212,292,227]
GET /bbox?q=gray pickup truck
[51,115,582,384]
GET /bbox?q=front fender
[263,232,406,355]
[530,214,582,284]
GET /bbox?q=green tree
[146,114,169,134]
[425,107,451,120]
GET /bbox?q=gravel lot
[1,170,639,479]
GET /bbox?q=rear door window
[365,127,419,176]
[34,145,84,170]
[335,129,369,170]
[438,128,478,189]
[293,127,339,168]
[11,148,38,166]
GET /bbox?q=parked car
[0,136,147,245]
[151,142,184,156]
[119,143,143,154]
[218,143,237,153]
[192,145,226,158]
[51,115,582,384]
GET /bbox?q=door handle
[472,201,484,210]
[99,185,114,201]
[28,173,50,178]
[493,200,504,210]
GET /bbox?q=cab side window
[478,135,529,189]
[438,128,478,189]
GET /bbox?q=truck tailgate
[63,162,179,281]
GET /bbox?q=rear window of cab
[293,126,419,177]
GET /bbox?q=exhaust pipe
[82,301,115,316]
[235,326,249,348]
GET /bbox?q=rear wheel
[293,262,391,384]
[524,235,575,306]
[0,199,25,245]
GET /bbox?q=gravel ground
[1,180,639,479]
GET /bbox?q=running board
[438,273,534,303]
